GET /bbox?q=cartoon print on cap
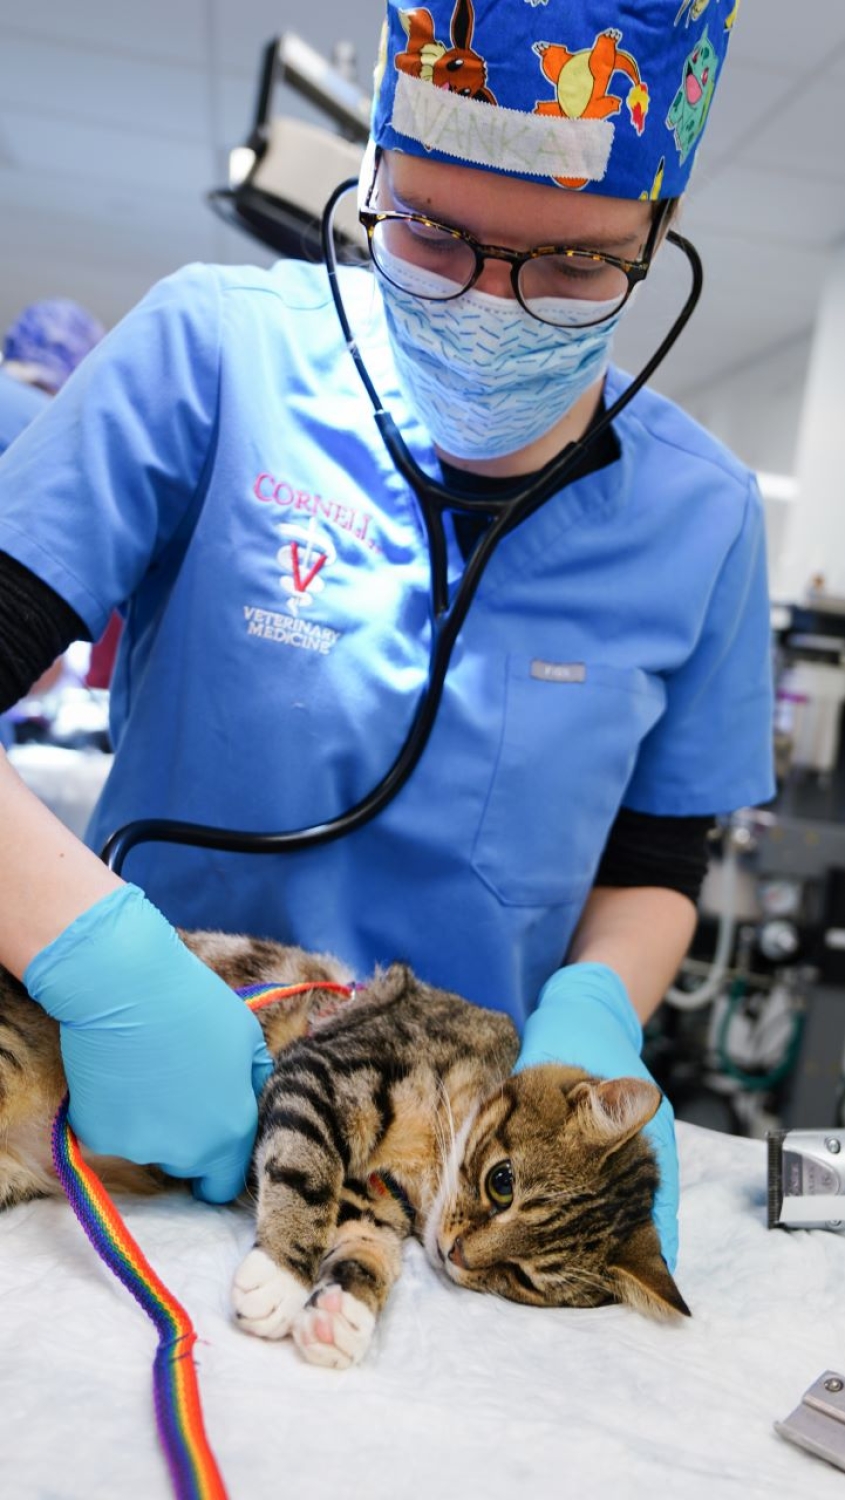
[532,29,649,190]
[675,1,740,32]
[395,0,497,104]
[666,26,719,164]
[639,155,666,202]
[675,0,717,28]
[373,0,739,198]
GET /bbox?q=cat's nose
[448,1236,466,1269]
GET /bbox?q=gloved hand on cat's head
[514,963,679,1272]
[23,883,275,1203]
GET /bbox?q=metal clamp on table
[776,1371,845,1473]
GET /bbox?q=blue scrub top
[0,261,775,1026]
[0,368,48,457]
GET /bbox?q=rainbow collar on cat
[236,979,359,1029]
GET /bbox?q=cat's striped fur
[0,930,689,1368]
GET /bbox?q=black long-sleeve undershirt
[0,549,89,707]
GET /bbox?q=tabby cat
[0,930,689,1369]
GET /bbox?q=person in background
[1,297,105,406]
[0,298,107,745]
[0,2,773,1267]
[0,357,48,459]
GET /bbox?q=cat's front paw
[231,1247,309,1340]
[292,1284,375,1370]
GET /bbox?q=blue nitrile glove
[24,884,275,1203]
[515,962,679,1271]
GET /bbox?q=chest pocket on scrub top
[471,657,666,907]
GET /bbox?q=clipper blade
[767,1130,786,1230]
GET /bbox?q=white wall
[773,248,845,604]
[679,337,811,479]
[674,336,810,590]
[663,243,845,608]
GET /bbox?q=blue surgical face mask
[376,257,625,461]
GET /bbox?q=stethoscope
[102,178,703,876]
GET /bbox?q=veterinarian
[0,1,772,1264]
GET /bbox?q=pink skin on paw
[315,1314,336,1344]
[293,1284,375,1368]
[311,1287,351,1344]
[314,1286,344,1316]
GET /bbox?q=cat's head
[425,1064,689,1319]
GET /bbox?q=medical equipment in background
[641,594,845,1141]
[641,813,806,1139]
[207,33,370,262]
[774,619,845,780]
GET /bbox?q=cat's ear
[568,1076,661,1154]
[608,1223,691,1320]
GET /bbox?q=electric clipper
[768,1128,845,1230]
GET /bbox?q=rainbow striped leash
[50,979,354,1500]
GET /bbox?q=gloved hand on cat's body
[515,962,679,1273]
[23,883,275,1203]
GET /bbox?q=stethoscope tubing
[101,180,702,875]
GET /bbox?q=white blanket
[3,1122,845,1500]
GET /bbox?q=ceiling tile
[726,1,845,73]
[0,38,208,143]
[0,106,212,195]
[211,0,384,84]
[685,162,845,249]
[737,82,845,184]
[4,7,207,64]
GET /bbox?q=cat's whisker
[431,1076,457,1183]
[239,1181,260,1209]
[429,1079,459,1244]
[548,1268,611,1297]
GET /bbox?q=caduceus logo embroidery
[277,519,337,616]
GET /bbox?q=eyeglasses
[359,192,666,331]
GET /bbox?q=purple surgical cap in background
[2,298,106,393]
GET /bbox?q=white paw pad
[232,1248,308,1340]
[293,1284,375,1369]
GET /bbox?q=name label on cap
[391,73,613,181]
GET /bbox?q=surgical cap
[2,298,105,393]
[372,0,740,197]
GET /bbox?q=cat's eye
[485,1160,514,1209]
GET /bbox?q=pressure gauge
[758,879,802,919]
[758,919,800,963]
